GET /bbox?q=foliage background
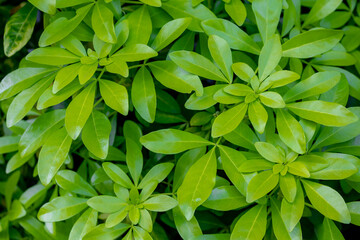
[1,0,360,239]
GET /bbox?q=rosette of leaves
[33,121,177,239]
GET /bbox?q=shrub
[1,0,360,239]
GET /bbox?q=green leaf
[6,73,53,127]
[112,44,157,62]
[246,171,279,202]
[0,67,56,100]
[138,162,174,189]
[19,109,65,157]
[0,136,20,154]
[170,50,228,82]
[140,0,161,7]
[212,103,248,138]
[311,107,360,150]
[131,67,156,123]
[288,162,310,178]
[5,171,20,210]
[148,60,203,96]
[309,154,357,180]
[18,216,53,240]
[78,63,98,84]
[28,0,56,14]
[65,82,96,139]
[26,47,80,66]
[259,92,285,108]
[279,174,297,203]
[83,223,130,240]
[317,218,345,240]
[99,79,128,115]
[87,196,126,213]
[232,63,256,82]
[38,196,88,222]
[56,170,97,197]
[202,186,248,211]
[61,34,87,57]
[287,100,358,127]
[208,35,233,82]
[103,162,134,188]
[151,18,191,51]
[92,2,116,43]
[301,179,351,223]
[126,138,143,186]
[258,34,282,81]
[230,204,267,240]
[276,109,306,154]
[39,4,93,47]
[38,128,72,186]
[281,180,304,232]
[248,101,268,134]
[173,206,202,240]
[224,83,253,96]
[282,29,343,58]
[259,70,300,91]
[296,154,329,172]
[254,142,283,163]
[174,148,206,191]
[143,195,178,212]
[140,129,213,154]
[271,197,292,240]
[82,111,111,159]
[252,0,282,43]
[218,145,248,195]
[347,202,360,226]
[3,3,37,57]
[69,209,98,240]
[177,148,217,220]
[223,122,259,151]
[126,5,152,45]
[201,19,260,54]
[185,85,224,110]
[106,207,128,228]
[224,0,246,26]
[284,71,341,102]
[162,0,216,32]
[6,153,32,174]
[53,63,81,93]
[303,0,342,27]
[38,79,82,110]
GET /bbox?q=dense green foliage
[1,0,360,239]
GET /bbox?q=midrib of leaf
[91,112,102,151]
[150,64,193,88]
[246,206,264,239]
[288,104,344,119]
[219,146,241,169]
[325,219,335,240]
[7,6,36,53]
[49,134,70,173]
[251,172,276,199]
[189,148,215,205]
[102,82,123,111]
[303,182,340,218]
[95,4,110,39]
[140,69,152,119]
[134,7,146,43]
[283,33,339,54]
[229,128,254,147]
[218,103,247,131]
[74,84,94,130]
[279,110,301,149]
[21,118,64,155]
[286,78,334,101]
